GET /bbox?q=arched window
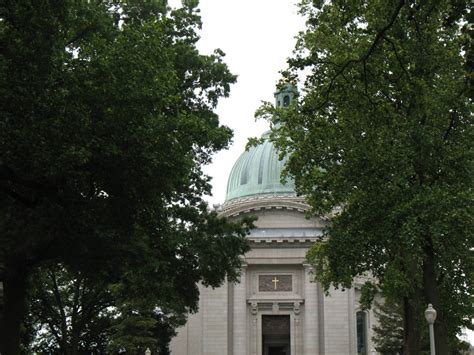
[356,311,367,355]
[283,95,290,106]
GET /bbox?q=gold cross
[272,277,280,290]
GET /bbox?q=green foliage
[0,0,252,353]
[261,0,473,351]
[107,294,183,354]
[25,265,185,354]
[27,265,114,354]
[372,298,404,355]
[359,281,378,311]
[372,296,471,355]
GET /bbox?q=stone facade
[170,195,379,355]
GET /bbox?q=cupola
[274,83,298,108]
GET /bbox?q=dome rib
[225,131,295,202]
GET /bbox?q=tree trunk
[70,327,80,355]
[402,296,421,355]
[0,263,28,355]
[423,236,451,354]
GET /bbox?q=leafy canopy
[0,0,251,353]
[259,0,473,348]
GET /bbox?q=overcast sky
[170,0,305,205]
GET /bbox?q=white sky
[170,0,304,205]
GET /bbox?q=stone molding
[218,194,310,217]
[249,237,319,245]
[247,299,304,314]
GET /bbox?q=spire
[274,82,298,108]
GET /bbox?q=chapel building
[170,85,379,355]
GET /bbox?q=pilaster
[303,264,319,354]
[233,264,248,355]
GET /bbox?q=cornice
[217,194,310,218]
[249,236,320,246]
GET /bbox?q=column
[348,288,356,355]
[251,302,258,355]
[303,264,319,354]
[233,264,248,355]
[317,282,326,355]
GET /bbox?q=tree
[372,298,406,355]
[372,296,471,355]
[260,0,473,353]
[25,264,186,354]
[107,293,184,354]
[27,265,114,354]
[0,1,252,354]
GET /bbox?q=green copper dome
[225,131,295,201]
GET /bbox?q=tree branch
[49,270,69,349]
[443,110,456,141]
[319,0,406,108]
[65,25,97,47]
[0,164,66,207]
[71,275,83,330]
[383,35,411,80]
[362,0,406,62]
[0,165,54,191]
[0,185,37,207]
[45,318,63,346]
